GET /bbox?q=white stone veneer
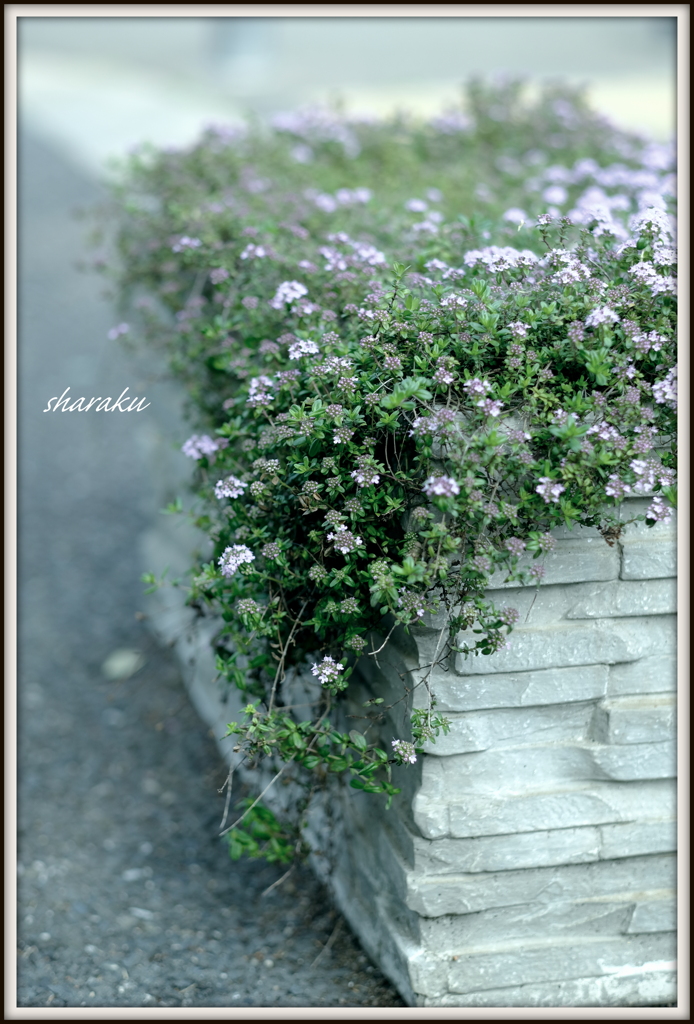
[141,416,677,1008]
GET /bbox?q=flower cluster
[215,475,248,500]
[327,525,363,556]
[218,545,255,577]
[311,655,345,687]
[105,78,676,831]
[391,739,417,764]
[182,434,222,459]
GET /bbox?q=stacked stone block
[329,501,677,1006]
[142,423,677,1008]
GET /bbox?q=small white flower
[218,545,255,577]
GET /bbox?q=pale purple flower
[423,475,460,498]
[585,306,620,328]
[499,607,520,626]
[425,258,448,272]
[246,375,274,408]
[333,426,355,444]
[537,533,557,553]
[463,378,492,398]
[339,597,359,615]
[477,398,504,417]
[288,339,320,360]
[528,564,546,582]
[502,207,528,224]
[210,268,230,284]
[182,434,221,459]
[409,408,458,439]
[385,355,403,372]
[172,236,202,253]
[506,428,532,444]
[327,524,363,555]
[628,260,674,296]
[218,544,255,577]
[314,193,338,213]
[269,281,309,309]
[605,474,628,500]
[508,321,529,339]
[463,246,538,272]
[542,185,568,206]
[349,240,387,266]
[350,456,380,488]
[107,322,129,340]
[505,537,527,556]
[391,739,417,764]
[471,554,492,573]
[535,477,565,503]
[337,376,359,393]
[652,367,677,410]
[261,542,281,559]
[646,495,673,524]
[432,365,454,386]
[311,655,345,687]
[397,590,426,621]
[214,475,247,500]
[343,498,364,515]
[242,296,259,309]
[405,198,428,213]
[237,598,260,616]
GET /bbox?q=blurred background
[18,14,677,177]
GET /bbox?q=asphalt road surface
[16,130,404,1011]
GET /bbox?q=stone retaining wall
[141,415,677,1007]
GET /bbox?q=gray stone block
[618,509,677,579]
[566,578,677,618]
[428,664,608,713]
[414,779,676,840]
[406,853,676,918]
[591,694,676,744]
[452,616,676,675]
[411,827,602,874]
[444,933,676,995]
[620,538,677,580]
[421,967,677,1007]
[420,701,595,755]
[590,740,676,781]
[418,741,676,795]
[608,654,678,696]
[487,535,620,589]
[627,894,677,933]
[599,819,677,859]
[619,502,678,539]
[419,899,635,951]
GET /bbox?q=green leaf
[349,730,368,751]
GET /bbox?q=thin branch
[310,917,343,968]
[219,757,296,837]
[268,600,309,712]
[261,863,295,898]
[366,621,399,657]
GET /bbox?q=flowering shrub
[100,80,676,846]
